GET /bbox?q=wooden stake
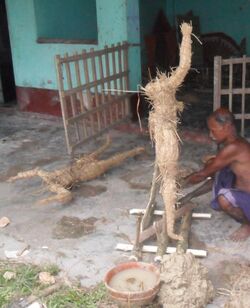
[139,202,196,244]
[141,163,159,230]
[176,210,192,254]
[130,214,143,261]
[155,212,168,262]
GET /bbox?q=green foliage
[0,263,41,307]
[43,264,60,276]
[0,262,109,308]
[45,283,107,308]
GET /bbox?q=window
[34,0,98,44]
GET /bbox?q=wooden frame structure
[115,172,211,260]
[214,55,250,136]
[55,42,130,155]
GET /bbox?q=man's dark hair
[210,108,235,125]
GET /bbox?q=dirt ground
[0,104,249,307]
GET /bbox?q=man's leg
[217,195,250,241]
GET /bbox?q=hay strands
[141,22,193,241]
[7,136,144,204]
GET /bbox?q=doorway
[0,0,16,105]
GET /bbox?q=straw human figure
[142,23,193,241]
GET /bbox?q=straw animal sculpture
[8,137,144,204]
[142,23,192,240]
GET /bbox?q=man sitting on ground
[184,107,250,241]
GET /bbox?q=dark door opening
[0,0,16,104]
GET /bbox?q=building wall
[5,0,141,115]
[34,0,98,41]
[166,0,250,54]
[127,0,141,89]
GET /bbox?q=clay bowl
[104,262,160,307]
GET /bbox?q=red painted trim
[16,86,62,116]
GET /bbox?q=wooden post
[82,50,95,135]
[104,45,113,124]
[155,212,168,262]
[130,214,143,261]
[141,162,159,230]
[55,55,72,154]
[142,162,159,230]
[176,210,192,254]
[123,42,130,116]
[64,53,81,142]
[111,44,119,121]
[213,56,222,110]
[90,48,102,130]
[241,55,246,136]
[228,61,233,112]
[98,53,108,127]
[117,43,125,117]
[74,52,88,139]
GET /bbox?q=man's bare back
[185,108,250,241]
[229,138,250,192]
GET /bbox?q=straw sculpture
[8,137,144,204]
[142,23,192,241]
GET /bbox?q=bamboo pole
[176,210,192,254]
[155,212,168,262]
[139,176,212,243]
[82,50,95,134]
[130,214,143,261]
[141,162,160,230]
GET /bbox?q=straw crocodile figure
[8,137,144,204]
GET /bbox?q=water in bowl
[108,268,158,292]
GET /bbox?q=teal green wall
[166,0,250,54]
[97,0,127,45]
[5,0,141,91]
[34,0,97,40]
[5,0,250,98]
[127,0,141,89]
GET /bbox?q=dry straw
[8,137,144,204]
[142,23,193,241]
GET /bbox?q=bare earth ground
[0,107,249,307]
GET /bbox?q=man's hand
[187,172,208,184]
[178,175,193,188]
[202,154,216,164]
[180,171,209,187]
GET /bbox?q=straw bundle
[8,137,144,204]
[142,23,192,241]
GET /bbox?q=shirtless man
[185,107,250,241]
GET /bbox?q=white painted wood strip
[115,243,207,257]
[192,213,212,219]
[129,209,211,219]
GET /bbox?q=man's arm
[185,143,238,185]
